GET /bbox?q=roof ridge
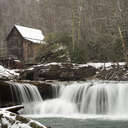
[15,24,42,31]
[14,24,44,43]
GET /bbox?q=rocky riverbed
[0,62,128,108]
[19,62,128,81]
[19,62,97,81]
[0,62,128,128]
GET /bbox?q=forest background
[0,0,128,63]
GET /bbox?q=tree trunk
[72,0,81,51]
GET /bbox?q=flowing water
[32,117,128,128]
[19,81,128,116]
[9,82,42,103]
[8,81,128,128]
[8,81,42,113]
[7,81,128,116]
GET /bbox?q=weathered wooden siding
[7,27,24,60]
[23,41,40,63]
[23,40,28,62]
[33,44,40,63]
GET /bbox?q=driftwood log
[0,105,24,114]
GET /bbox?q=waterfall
[8,81,43,114]
[26,81,128,115]
[9,82,42,104]
[7,81,128,116]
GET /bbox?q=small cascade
[9,82,42,104]
[7,81,43,113]
[51,84,61,98]
[27,81,128,115]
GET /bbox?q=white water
[9,81,128,116]
[8,82,43,113]
[22,81,128,116]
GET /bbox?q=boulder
[0,110,47,128]
[20,63,97,81]
[0,65,19,80]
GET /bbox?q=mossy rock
[16,115,30,123]
[29,122,44,128]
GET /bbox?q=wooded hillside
[0,0,128,62]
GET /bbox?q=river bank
[19,62,127,81]
[0,62,128,107]
[0,62,128,128]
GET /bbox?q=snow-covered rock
[95,63,128,81]
[20,62,97,81]
[85,62,126,69]
[0,110,47,128]
[0,65,19,80]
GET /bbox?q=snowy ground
[29,62,126,69]
[0,65,19,80]
[0,110,47,128]
[75,62,126,70]
[85,62,126,69]
[0,62,125,80]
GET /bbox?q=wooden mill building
[6,25,45,63]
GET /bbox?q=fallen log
[0,105,24,114]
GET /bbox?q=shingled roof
[14,25,44,43]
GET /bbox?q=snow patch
[0,110,46,128]
[82,62,126,69]
[0,65,19,79]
